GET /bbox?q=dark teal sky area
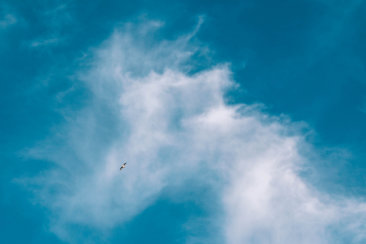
[1,0,366,243]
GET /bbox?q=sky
[1,0,366,243]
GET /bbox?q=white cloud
[0,4,17,29]
[25,2,72,49]
[0,13,16,28]
[29,37,61,48]
[25,21,366,243]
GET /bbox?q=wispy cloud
[26,1,73,49]
[0,4,17,29]
[23,20,366,243]
[0,13,16,28]
[29,36,62,48]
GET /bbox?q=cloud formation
[26,21,366,243]
[0,4,17,29]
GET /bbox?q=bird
[120,162,127,171]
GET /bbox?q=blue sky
[1,0,366,243]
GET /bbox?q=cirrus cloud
[24,20,366,243]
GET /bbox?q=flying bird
[120,162,127,171]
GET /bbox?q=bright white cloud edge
[25,21,366,243]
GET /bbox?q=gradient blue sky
[1,0,366,243]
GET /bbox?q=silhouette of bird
[120,162,127,171]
